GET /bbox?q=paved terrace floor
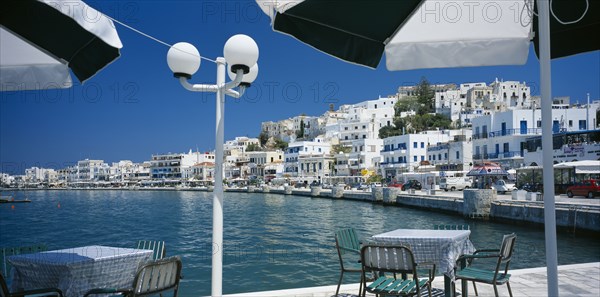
[223,262,600,297]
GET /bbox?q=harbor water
[1,190,599,296]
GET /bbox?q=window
[375,104,378,108]
[421,156,425,161]
[362,125,366,129]
[444,153,448,159]
[438,153,442,160]
[503,143,509,152]
[432,155,436,160]
[344,127,348,130]
[413,156,417,162]
[579,120,587,130]
[456,151,460,159]
[569,120,573,127]
[318,148,322,152]
[421,142,425,148]
[413,142,418,148]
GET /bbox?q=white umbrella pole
[537,0,559,296]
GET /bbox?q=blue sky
[1,0,599,175]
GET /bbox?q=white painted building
[523,130,600,166]
[298,154,335,184]
[284,138,331,179]
[24,167,57,183]
[150,151,214,180]
[76,159,109,181]
[426,130,473,172]
[247,150,285,181]
[472,104,597,169]
[379,131,451,181]
[334,138,383,180]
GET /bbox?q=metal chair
[1,272,63,297]
[84,256,182,297]
[455,233,517,297]
[136,241,166,260]
[334,228,362,296]
[360,244,435,297]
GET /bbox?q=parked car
[491,179,517,194]
[387,182,403,188]
[566,179,600,198]
[401,180,422,191]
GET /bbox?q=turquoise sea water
[1,190,599,296]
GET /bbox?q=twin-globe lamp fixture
[166,34,259,86]
[166,34,259,297]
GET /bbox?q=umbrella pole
[537,0,559,296]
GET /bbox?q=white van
[440,177,472,191]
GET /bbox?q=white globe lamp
[223,34,259,74]
[167,42,201,79]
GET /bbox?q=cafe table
[370,229,476,297]
[8,245,153,297]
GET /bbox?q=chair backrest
[131,256,182,297]
[334,228,360,255]
[137,241,166,261]
[1,244,47,278]
[361,244,417,275]
[433,224,470,230]
[499,233,517,262]
[495,233,517,275]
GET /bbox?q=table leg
[444,274,452,297]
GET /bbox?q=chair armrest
[84,288,131,297]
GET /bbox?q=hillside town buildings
[2,79,598,189]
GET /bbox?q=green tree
[246,143,261,152]
[394,96,420,113]
[367,175,384,183]
[274,138,288,150]
[379,125,402,138]
[258,132,269,147]
[331,144,352,154]
[296,119,305,138]
[415,76,434,115]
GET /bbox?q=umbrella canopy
[1,0,123,91]
[258,0,599,70]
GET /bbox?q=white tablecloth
[371,229,475,276]
[9,245,153,297]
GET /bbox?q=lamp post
[166,34,259,297]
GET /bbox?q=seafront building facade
[2,79,599,188]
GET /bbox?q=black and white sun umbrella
[258,0,598,70]
[1,0,122,91]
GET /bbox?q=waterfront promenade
[224,262,600,296]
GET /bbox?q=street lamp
[166,34,259,297]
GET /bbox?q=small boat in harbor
[0,196,31,203]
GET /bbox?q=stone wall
[463,189,497,217]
